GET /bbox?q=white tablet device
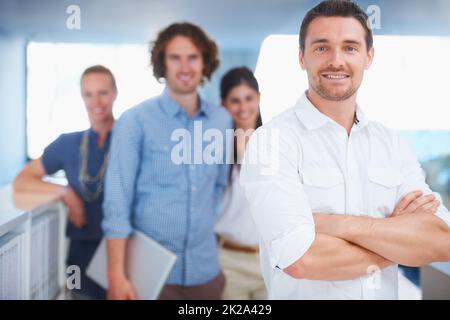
[86,230,177,300]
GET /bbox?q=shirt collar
[294,91,369,131]
[88,128,112,151]
[159,87,209,118]
[353,106,369,132]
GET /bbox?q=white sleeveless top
[215,165,259,246]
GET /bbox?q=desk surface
[0,185,61,237]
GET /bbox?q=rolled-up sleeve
[240,125,316,270]
[396,133,450,227]
[102,111,143,239]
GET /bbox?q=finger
[73,215,84,228]
[77,219,85,228]
[70,213,79,225]
[129,288,138,300]
[421,198,438,208]
[77,214,86,225]
[80,215,87,226]
[430,200,441,214]
[395,191,422,211]
[407,194,436,213]
[68,213,75,225]
[72,211,86,227]
[422,202,434,210]
[420,200,440,214]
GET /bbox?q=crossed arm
[284,191,450,280]
[284,233,393,281]
[314,207,450,267]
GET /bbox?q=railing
[0,185,66,300]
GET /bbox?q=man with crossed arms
[240,0,450,299]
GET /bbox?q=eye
[189,55,200,62]
[168,55,180,62]
[246,95,255,102]
[346,46,358,52]
[315,46,326,53]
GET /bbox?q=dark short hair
[220,66,260,100]
[150,22,219,83]
[80,65,117,92]
[299,0,373,52]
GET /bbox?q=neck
[237,120,258,138]
[167,87,199,118]
[235,119,258,162]
[91,116,114,148]
[307,89,357,136]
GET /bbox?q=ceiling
[1,0,450,50]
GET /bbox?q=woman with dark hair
[215,67,266,299]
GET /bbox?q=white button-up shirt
[240,93,450,300]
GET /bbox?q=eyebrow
[343,40,362,46]
[310,39,362,46]
[167,52,200,58]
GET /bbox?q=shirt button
[191,185,197,192]
[190,165,195,171]
[163,146,169,151]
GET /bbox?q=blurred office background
[0,0,449,299]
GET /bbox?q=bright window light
[255,35,450,131]
[27,42,164,159]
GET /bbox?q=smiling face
[299,16,374,101]
[164,35,204,95]
[81,72,116,124]
[222,83,260,129]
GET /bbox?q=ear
[365,47,375,70]
[299,48,306,70]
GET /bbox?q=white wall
[0,34,27,186]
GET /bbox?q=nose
[328,48,345,69]
[236,101,248,113]
[180,58,192,73]
[92,94,101,107]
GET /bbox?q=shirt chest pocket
[367,167,404,217]
[302,168,345,212]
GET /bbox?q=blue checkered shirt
[102,88,232,286]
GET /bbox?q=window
[27,42,164,159]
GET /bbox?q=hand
[313,213,346,238]
[62,187,86,228]
[107,273,138,300]
[391,190,440,217]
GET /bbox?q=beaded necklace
[78,130,109,202]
